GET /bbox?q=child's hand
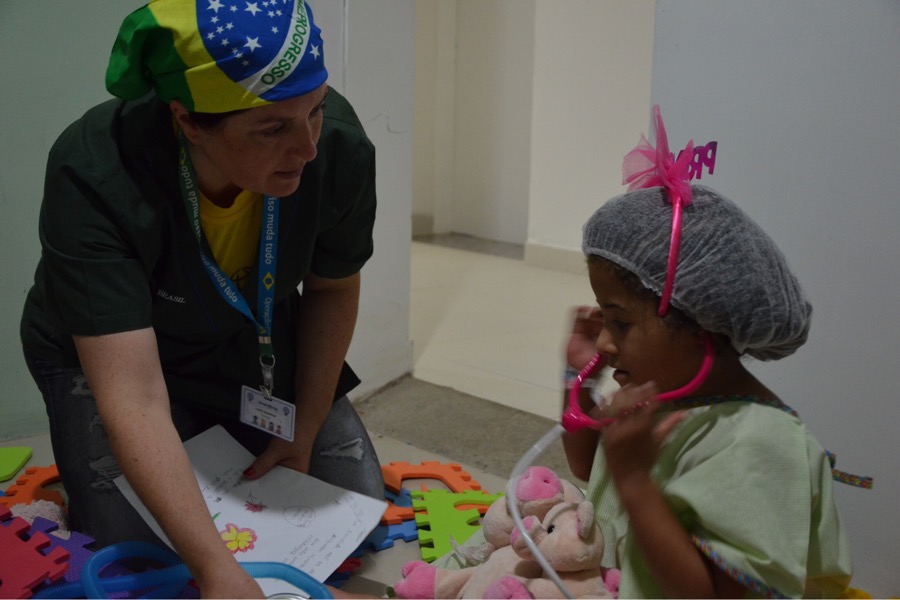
[602,382,685,485]
[565,305,604,371]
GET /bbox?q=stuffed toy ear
[576,500,596,539]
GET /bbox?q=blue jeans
[24,352,385,548]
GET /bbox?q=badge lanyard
[176,130,279,398]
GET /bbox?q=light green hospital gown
[587,398,852,598]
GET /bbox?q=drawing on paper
[220,522,258,554]
[283,505,316,527]
[244,492,267,513]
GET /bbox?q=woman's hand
[197,562,264,599]
[242,433,315,480]
[565,305,604,371]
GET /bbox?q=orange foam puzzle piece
[381,502,416,525]
[0,465,64,508]
[381,461,482,495]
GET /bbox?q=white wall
[0,1,413,439]
[412,0,458,237]
[527,0,655,270]
[413,0,656,270]
[651,1,899,595]
[342,0,415,398]
[450,0,535,245]
[0,1,147,439]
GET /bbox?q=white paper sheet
[115,425,386,595]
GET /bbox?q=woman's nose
[292,126,318,162]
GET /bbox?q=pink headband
[622,105,695,316]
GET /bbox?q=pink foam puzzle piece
[0,505,70,599]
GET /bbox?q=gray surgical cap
[582,185,811,360]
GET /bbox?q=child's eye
[610,320,630,332]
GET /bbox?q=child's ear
[698,331,734,356]
[695,330,715,350]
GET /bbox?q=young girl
[563,112,853,597]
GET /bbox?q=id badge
[240,385,295,442]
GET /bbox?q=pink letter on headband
[678,141,718,181]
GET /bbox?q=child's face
[588,261,707,393]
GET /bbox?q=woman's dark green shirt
[21,89,376,417]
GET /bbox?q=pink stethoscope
[561,335,714,433]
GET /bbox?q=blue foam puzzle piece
[359,519,420,553]
[385,488,413,508]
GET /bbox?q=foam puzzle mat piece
[0,465,64,508]
[0,447,32,483]
[324,557,363,588]
[385,488,413,508]
[0,504,70,599]
[28,517,100,585]
[411,489,503,563]
[381,461,482,494]
[380,487,416,525]
[359,520,420,553]
[381,502,415,525]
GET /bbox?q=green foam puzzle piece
[411,489,503,562]
[0,447,33,482]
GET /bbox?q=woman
[20,1,383,596]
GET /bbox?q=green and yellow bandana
[106,0,327,113]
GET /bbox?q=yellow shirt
[200,190,262,290]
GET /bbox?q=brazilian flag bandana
[106,0,327,113]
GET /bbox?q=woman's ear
[169,100,202,144]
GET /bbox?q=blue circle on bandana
[197,0,327,102]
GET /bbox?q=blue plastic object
[33,540,333,599]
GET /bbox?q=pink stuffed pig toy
[481,466,585,552]
[483,500,613,599]
[393,467,616,599]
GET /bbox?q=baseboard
[411,213,433,238]
[523,242,587,274]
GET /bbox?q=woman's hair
[187,108,248,131]
[582,185,812,360]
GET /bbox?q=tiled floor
[410,239,596,421]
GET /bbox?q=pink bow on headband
[622,105,695,204]
[621,105,695,316]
